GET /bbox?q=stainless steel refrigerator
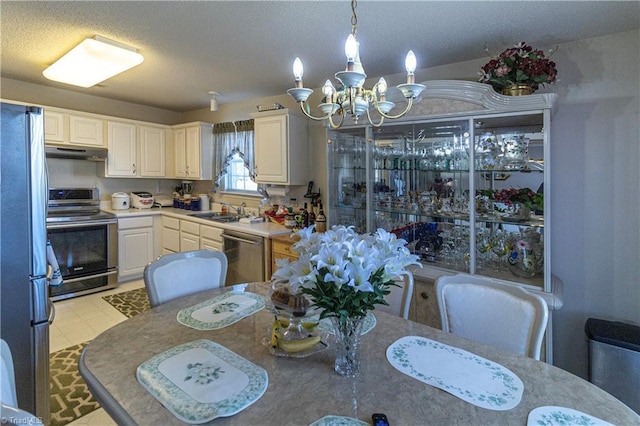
[1,102,52,423]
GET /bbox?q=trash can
[585,318,640,414]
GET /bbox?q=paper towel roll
[267,186,288,197]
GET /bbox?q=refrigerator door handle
[32,277,50,325]
[48,298,56,324]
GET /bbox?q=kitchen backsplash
[47,158,181,200]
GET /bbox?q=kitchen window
[224,152,258,193]
[212,119,262,196]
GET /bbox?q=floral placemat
[387,336,523,410]
[177,291,265,330]
[136,339,268,424]
[527,406,614,426]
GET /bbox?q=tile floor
[50,279,145,425]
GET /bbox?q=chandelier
[287,0,425,128]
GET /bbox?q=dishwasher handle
[221,233,263,246]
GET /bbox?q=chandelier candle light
[287,0,425,128]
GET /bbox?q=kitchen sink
[187,212,241,223]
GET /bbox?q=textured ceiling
[1,1,639,112]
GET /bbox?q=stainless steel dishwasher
[221,230,265,285]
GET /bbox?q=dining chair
[143,249,228,308]
[0,339,41,424]
[375,272,414,320]
[435,273,548,360]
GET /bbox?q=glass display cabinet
[327,81,557,294]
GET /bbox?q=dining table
[79,282,639,425]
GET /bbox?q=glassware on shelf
[476,132,500,170]
[507,227,544,278]
[499,133,529,170]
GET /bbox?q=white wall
[547,30,640,378]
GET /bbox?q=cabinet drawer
[118,216,153,229]
[181,220,199,235]
[162,227,180,252]
[163,216,180,230]
[272,239,298,257]
[200,225,223,242]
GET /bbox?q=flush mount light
[209,91,220,112]
[43,36,144,88]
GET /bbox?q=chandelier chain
[350,0,358,36]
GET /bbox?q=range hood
[45,145,107,161]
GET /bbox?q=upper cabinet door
[185,126,201,178]
[70,115,104,147]
[44,111,65,142]
[252,109,308,185]
[107,121,137,176]
[254,114,288,183]
[139,126,166,177]
[174,128,187,177]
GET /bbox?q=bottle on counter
[301,203,309,228]
[308,204,316,227]
[315,203,326,232]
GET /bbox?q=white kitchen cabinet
[44,109,105,148]
[70,114,104,147]
[44,111,64,142]
[118,216,154,281]
[251,109,308,185]
[162,216,180,254]
[172,122,213,180]
[180,220,200,252]
[106,121,167,178]
[139,125,166,177]
[107,121,137,176]
[200,224,223,251]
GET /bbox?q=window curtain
[212,119,264,194]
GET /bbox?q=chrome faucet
[222,202,246,216]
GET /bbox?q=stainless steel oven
[46,188,118,300]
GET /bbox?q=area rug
[102,287,151,318]
[50,342,99,426]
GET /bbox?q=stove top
[47,188,116,224]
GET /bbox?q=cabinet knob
[420,292,428,299]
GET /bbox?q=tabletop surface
[80,282,639,425]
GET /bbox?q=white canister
[111,192,130,210]
[199,194,210,211]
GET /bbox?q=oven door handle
[61,269,117,283]
[47,219,117,229]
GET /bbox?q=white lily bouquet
[272,225,421,323]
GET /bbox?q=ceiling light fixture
[43,36,144,88]
[287,0,425,128]
[209,91,220,112]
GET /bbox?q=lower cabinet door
[118,227,154,281]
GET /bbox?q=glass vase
[330,316,365,377]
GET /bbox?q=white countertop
[102,206,292,238]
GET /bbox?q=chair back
[375,272,414,320]
[1,339,17,406]
[435,274,548,360]
[143,250,228,308]
[1,339,41,424]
